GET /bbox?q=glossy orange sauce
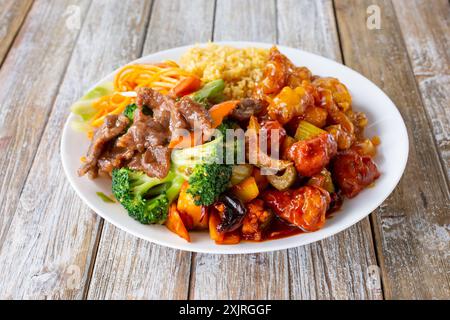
[252,192,343,242]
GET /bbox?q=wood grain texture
[278,0,381,300]
[278,0,342,60]
[287,220,381,299]
[214,0,277,41]
[0,0,446,301]
[0,0,152,299]
[87,0,215,300]
[0,0,91,248]
[335,0,450,299]
[188,0,290,300]
[393,0,450,181]
[0,0,34,64]
[190,252,289,299]
[87,226,192,299]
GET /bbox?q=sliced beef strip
[230,98,265,121]
[116,107,172,178]
[136,87,187,133]
[127,145,171,179]
[116,108,170,153]
[136,86,162,107]
[137,87,214,137]
[78,114,129,178]
[97,144,135,176]
[126,89,213,179]
[177,96,213,137]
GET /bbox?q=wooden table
[0,0,448,300]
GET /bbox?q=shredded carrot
[90,93,132,128]
[113,60,194,95]
[84,61,199,138]
[81,93,134,138]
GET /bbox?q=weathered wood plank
[0,0,152,299]
[87,0,215,300]
[278,0,382,300]
[335,0,450,299]
[188,0,291,300]
[0,0,34,64]
[87,226,192,299]
[0,0,91,245]
[213,0,277,42]
[393,0,450,181]
[278,0,342,60]
[191,251,289,299]
[144,0,214,52]
[287,219,381,299]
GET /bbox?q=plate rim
[61,41,409,254]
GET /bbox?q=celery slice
[192,79,225,107]
[96,192,115,203]
[294,120,326,141]
[230,164,253,185]
[307,169,335,193]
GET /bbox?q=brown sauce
[265,218,303,240]
[326,192,343,218]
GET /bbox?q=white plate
[61,41,408,254]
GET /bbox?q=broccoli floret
[112,127,234,223]
[123,103,152,122]
[172,131,232,206]
[216,119,237,136]
[187,163,232,206]
[172,132,224,168]
[112,168,184,224]
[123,104,138,121]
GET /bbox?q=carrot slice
[177,182,208,229]
[209,212,224,242]
[168,132,203,149]
[216,230,241,245]
[209,100,240,128]
[166,203,190,242]
[168,133,195,149]
[178,210,194,231]
[171,76,202,97]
